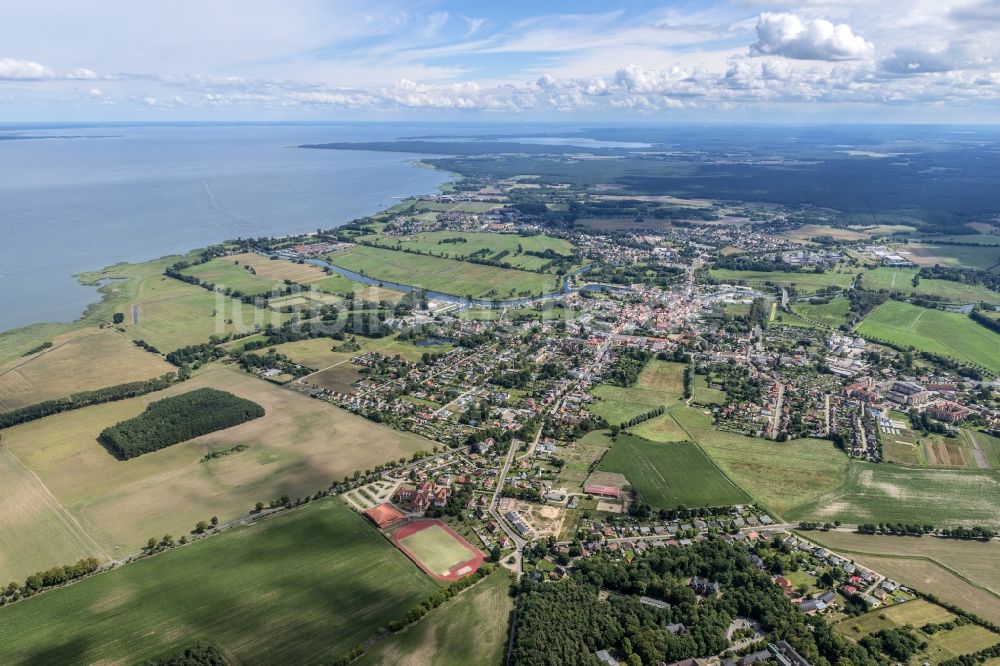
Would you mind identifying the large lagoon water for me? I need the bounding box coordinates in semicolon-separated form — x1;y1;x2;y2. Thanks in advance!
0;123;454;333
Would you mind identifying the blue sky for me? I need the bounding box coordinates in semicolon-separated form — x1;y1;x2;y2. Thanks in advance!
1;0;998;121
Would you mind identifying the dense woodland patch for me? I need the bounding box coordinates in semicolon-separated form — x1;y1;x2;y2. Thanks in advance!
99;388;264;459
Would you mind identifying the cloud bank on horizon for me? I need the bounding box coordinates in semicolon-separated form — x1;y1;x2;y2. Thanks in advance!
1;0;998;121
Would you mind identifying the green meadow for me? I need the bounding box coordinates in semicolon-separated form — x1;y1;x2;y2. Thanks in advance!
856;300;1000;373
326;245;558;299
0;501;438;666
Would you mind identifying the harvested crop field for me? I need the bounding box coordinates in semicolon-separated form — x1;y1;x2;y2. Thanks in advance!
0;367;434;581
789;463;1000;529
807;531;1000;600
0;328;173;412
225;252;332;284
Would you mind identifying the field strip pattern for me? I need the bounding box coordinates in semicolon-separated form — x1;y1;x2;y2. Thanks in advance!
809;541;1000;599
0;446;109;561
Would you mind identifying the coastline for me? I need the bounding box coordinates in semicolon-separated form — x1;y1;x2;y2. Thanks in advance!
0;157;459;362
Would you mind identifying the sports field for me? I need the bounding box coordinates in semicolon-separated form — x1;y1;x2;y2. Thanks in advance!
357;569;513;666
355;231;574;272
0;328;173;412
598;434;749;508
393;520;484;581
0;501;439;666
856;300;1000;373
587;360;686;426
0;367;433;581
326;245;558;298
788;463;1000;529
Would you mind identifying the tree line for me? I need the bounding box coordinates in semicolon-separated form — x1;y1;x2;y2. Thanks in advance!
99;388;265;459
1;557;100;605
0;373;179;429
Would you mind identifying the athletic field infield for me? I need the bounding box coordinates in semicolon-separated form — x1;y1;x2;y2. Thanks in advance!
391;519;484;581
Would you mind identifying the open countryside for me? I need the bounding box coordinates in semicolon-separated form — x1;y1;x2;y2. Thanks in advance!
0;501;439;665
0;367;433;580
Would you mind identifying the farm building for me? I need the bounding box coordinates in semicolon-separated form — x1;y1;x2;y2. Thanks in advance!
584;484;621;498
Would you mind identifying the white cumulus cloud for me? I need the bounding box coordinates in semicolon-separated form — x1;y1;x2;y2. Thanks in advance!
751;12;874;61
0;57;55;79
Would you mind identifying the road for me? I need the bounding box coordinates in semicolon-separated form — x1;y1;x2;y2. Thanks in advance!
824;394;831;437
769;383;785;439
489;322;621;577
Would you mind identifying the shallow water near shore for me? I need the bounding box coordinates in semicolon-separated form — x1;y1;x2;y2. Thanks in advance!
0;123;453;332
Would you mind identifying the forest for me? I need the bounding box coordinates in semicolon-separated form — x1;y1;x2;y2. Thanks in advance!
99;388;265;459
512;538;878;666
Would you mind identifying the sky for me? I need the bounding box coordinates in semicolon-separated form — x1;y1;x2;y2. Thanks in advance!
1;0;998;122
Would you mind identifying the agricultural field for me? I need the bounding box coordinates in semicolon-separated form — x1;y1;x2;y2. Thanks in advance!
125;283;285;353
833;598;1000;662
906;242;1000;271
783;224;916;243
790;297;852;329
0;327;173;412
881;420;994;469
277;334;455;373
0;367;434;581
355;230;574;272
691;374;727;406
326;245;558;298
555;430;614;492
0;501;439;666
354;284;406;302
629;412;690;442
789;463;1000;529
357;569;513;666
411;200;503;213
806;531;1000;599
862;556;1000;627
597;434;750;508
861;267;1000;303
587;360;687;426
709;268;855;294
689;426;850;518
224;252;332;284
0;448;101;584
923;234;1000;246
856;301;1000;374
179;257;286;296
